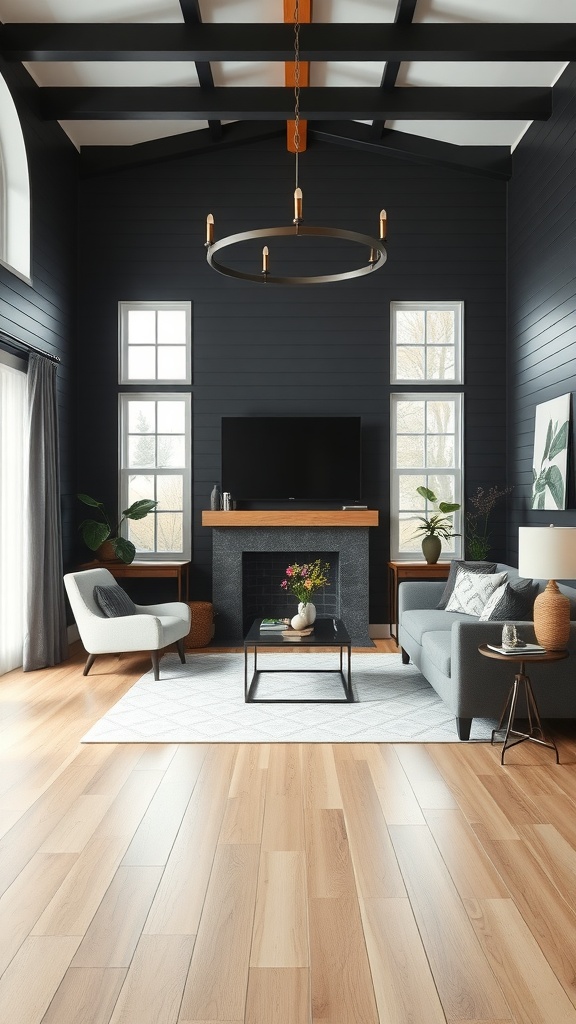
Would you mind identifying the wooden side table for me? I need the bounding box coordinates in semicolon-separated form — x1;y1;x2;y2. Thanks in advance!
478;644;568;764
388;560;451;643
77;559;190;601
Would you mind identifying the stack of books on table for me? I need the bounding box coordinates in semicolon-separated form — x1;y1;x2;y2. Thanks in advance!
487;642;547;655
281;626;314;642
259;618;290;631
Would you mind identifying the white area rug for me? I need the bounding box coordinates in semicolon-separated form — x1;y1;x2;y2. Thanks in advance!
82;652;496;743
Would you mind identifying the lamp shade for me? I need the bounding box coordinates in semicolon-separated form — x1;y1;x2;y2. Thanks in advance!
518;527;576;581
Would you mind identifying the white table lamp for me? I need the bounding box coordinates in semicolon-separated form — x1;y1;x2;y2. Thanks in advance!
518;526;576;649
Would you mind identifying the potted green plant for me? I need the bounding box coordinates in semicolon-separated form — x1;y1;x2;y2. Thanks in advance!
77;493;158;564
412;486;460;564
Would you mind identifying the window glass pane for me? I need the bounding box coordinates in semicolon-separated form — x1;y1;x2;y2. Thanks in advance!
399;513;422;552
158;347;187;380
396;310;425;344
157;435;185;468
399;475;426;510
157;401;186;433
157;512;183;552
129;435;156;467
157;475;183;510
128;402;155;433
396;347;424;380
397;435;424;468
128;347;155;379
427;435;455;468
426;309;454;344
157;310;186;345
128;474;155;506
129;516;155;552
128;310;156;345
428;475;456;504
396;401;425;433
427;346;455;380
427;401;455;434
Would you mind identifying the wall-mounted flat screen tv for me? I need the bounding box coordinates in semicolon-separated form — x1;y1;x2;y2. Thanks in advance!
221;416;362;502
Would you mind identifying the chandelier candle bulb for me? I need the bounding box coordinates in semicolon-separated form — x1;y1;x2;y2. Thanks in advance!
294;187;303;223
206;213;214;245
380;209;387;240
262;246;269;274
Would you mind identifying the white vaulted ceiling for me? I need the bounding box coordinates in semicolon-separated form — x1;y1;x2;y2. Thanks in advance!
0;0;572;169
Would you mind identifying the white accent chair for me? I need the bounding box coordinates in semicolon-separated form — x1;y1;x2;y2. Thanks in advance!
64;567;191;680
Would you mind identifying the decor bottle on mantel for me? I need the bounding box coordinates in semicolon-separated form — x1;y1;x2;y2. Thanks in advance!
210;484;222;511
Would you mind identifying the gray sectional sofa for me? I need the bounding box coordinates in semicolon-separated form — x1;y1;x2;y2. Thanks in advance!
398;562;576;739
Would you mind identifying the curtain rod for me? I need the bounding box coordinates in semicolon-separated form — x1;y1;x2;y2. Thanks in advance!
0;329;61;364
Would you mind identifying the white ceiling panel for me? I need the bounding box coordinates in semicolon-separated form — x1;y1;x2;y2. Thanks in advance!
0;0;183;22
60;120;206;148
384;118;531;148
24;61;200;88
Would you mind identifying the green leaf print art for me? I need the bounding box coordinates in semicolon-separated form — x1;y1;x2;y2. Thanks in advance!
531;395;570;510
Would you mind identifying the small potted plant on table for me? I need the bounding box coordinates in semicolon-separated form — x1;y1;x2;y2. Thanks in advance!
412;486;460;564
77;493;158;565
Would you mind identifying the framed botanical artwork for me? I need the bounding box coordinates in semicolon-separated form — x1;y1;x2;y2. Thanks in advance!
532;394;571;509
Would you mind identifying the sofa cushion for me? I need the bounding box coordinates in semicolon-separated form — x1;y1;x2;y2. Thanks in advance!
479;577;539;621
437;560;498;609
445;569;508;617
93;584;137;618
401;608;477;645
422;631;452;677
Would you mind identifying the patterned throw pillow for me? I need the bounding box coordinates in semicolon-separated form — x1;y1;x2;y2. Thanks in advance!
479;577;539;621
445;569;508;617
93;584;137;617
437;560;497;609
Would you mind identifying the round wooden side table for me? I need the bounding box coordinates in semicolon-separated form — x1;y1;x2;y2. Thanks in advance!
478;644;568;764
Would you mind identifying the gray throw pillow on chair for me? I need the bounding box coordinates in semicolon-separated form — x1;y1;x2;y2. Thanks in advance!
93;584;137;617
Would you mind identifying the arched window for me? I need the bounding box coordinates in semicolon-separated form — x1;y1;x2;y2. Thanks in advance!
0;73;31;281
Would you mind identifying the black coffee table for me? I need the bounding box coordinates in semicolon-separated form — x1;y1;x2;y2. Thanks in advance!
243;617;353;703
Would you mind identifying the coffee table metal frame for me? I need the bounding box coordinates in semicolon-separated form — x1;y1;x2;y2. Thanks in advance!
478;644;568;764
243;617;353;703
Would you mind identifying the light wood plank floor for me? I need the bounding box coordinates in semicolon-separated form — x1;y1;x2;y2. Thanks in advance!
2;640;576;1024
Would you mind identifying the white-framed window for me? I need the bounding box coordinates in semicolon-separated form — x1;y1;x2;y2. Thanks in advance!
391;301;463;384
119;394;191;560
0;75;31;281
390;393;463;561
119;301;192;384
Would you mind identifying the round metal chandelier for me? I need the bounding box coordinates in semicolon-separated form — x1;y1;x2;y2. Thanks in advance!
204;2;387;286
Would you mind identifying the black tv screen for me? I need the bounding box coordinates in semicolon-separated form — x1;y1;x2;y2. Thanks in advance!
221;417;362;502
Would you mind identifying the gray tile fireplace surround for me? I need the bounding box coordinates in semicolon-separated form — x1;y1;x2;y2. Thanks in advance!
211;525;372;645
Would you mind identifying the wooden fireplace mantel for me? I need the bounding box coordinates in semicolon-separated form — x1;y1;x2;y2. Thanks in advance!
202;509;378;527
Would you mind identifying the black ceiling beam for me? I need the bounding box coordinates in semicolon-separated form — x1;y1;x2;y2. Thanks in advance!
379;0;418;91
36;86;552;121
2;23;576;61
373;0;418;139
77;119;511;182
309;121;512;180
177;0;221;143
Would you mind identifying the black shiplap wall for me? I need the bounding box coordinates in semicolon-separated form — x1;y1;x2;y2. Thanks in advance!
507;63;576;565
78;136;507;623
0;61;79;567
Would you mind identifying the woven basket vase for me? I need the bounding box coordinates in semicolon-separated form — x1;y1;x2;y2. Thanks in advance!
184;601;214;650
533;581;570;651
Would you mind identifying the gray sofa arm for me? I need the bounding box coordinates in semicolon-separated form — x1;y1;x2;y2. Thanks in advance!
452;619;538;667
399;580;446;614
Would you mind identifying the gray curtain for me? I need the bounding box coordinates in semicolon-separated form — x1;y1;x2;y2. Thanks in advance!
23;355;68;670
